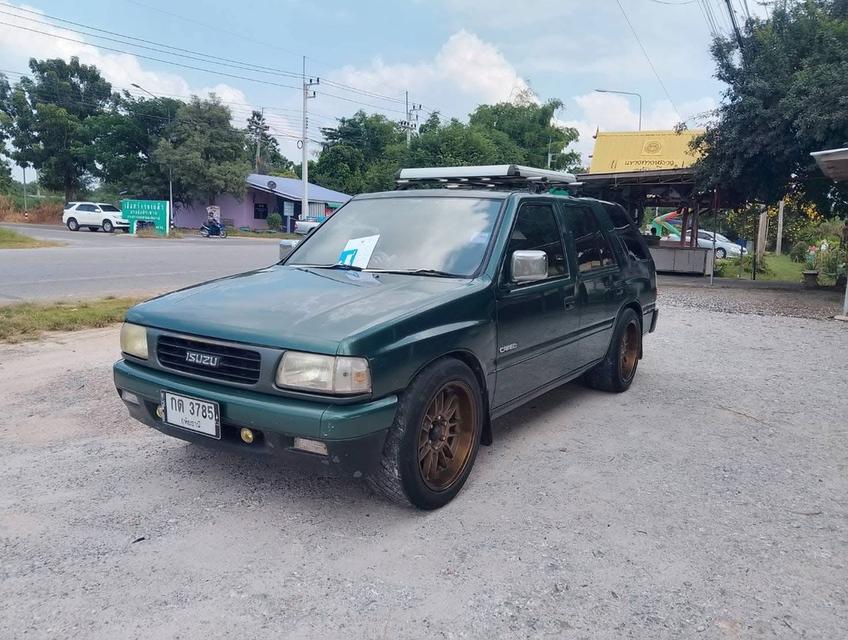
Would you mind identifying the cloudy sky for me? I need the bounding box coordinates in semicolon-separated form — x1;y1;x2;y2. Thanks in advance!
0;0;767;174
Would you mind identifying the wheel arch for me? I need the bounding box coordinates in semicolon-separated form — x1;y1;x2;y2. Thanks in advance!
408;349;493;447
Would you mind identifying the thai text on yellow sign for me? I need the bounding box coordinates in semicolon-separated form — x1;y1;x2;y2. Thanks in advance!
588;130;704;174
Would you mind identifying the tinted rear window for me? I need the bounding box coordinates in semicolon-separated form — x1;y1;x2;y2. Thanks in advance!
603;203;651;262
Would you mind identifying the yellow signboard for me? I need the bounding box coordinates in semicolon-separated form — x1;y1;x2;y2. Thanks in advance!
588;129;704;174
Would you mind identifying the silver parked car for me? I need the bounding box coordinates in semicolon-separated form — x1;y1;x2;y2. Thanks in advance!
662;230;747;259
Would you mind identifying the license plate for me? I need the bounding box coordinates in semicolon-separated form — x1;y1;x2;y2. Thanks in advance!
161;391;220;439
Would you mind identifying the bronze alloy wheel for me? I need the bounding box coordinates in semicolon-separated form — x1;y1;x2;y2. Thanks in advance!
619;321;640;381
418;381;477;491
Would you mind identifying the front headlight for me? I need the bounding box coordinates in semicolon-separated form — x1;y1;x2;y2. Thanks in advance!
275;351;371;394
120;322;148;359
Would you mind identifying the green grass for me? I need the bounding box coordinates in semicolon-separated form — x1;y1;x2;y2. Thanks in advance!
0;297;143;342
0;227;60;249
716;252;806;282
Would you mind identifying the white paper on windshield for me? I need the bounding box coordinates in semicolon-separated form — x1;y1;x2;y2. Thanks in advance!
338;235;380;268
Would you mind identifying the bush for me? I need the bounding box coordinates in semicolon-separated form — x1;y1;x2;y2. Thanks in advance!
789;240;808;262
266;212;282;231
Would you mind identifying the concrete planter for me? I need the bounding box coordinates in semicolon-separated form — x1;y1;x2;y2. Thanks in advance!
802;270;819;288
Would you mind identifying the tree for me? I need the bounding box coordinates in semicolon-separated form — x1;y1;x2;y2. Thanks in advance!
154;95;250;205
468;98;580;170
0;73;12;191
246;109;295;175
6;57;113;201
88;92;182;200
693;1;848;215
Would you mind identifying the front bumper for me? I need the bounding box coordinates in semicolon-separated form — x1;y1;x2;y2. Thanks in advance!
113;359;397;475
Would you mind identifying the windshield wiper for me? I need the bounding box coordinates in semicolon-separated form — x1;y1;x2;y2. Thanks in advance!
372;268;463;278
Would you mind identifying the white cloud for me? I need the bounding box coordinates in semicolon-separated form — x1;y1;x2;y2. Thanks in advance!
328;29;530;118
560;92;717;166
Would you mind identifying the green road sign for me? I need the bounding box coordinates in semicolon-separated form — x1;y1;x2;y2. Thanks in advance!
121;199;170;235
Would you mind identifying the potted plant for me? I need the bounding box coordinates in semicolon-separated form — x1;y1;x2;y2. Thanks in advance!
802;247;819;288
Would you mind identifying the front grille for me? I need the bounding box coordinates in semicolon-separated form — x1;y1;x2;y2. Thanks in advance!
157;335;261;384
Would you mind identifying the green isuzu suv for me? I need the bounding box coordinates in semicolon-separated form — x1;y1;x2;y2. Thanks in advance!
114;165;657;509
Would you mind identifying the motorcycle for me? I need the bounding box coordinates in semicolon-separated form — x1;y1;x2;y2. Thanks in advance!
200;219;228;238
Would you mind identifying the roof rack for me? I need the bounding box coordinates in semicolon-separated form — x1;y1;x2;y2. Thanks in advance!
395;164;578;192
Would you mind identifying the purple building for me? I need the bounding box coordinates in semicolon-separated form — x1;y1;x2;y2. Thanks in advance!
174;174;351;231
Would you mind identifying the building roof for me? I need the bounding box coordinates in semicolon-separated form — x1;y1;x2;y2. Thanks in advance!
588;129;704;174
246;174;351;204
811;148;848;182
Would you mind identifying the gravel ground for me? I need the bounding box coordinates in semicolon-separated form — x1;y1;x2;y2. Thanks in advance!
1;298;847;639
659;283;844;320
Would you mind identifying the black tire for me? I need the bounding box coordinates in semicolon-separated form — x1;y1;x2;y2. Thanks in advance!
200;228;210;237
66;217;79;231
367;358;483;510
715;247;727;259
219;229;227;238
102;219;114;233
584;308;642;393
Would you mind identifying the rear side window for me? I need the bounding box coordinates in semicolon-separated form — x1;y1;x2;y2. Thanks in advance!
566;207;616;273
506;204;567;279
76;204;97;212
100;204;120;212
603;202;651;262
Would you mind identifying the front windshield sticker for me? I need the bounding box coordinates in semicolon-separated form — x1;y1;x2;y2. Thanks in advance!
469;231;490;244
338;235;380;268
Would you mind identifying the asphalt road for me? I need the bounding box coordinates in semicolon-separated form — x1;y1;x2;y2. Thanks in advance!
0;223;282;302
2;299;846;639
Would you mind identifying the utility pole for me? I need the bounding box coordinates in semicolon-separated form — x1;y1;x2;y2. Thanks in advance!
724;0;745;50
775;199;785;254
254;107;264;173
301;56;319;225
403;92;423;148
22;166;28;215
132;82;173;228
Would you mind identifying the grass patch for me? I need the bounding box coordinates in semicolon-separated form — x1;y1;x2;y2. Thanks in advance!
716;252;806;282
0;227;60;249
0;296;142;342
135;228;184;239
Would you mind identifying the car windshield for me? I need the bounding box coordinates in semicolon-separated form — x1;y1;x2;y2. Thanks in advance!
99;204;121;212
287;196;503;277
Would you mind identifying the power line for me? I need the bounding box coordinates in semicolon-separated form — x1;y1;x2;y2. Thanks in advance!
614;0;681;119
0;3;432;116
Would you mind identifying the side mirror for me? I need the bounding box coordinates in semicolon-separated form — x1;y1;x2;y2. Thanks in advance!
511;250;548;283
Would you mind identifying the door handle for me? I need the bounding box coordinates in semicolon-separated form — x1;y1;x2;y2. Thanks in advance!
564;299;576;311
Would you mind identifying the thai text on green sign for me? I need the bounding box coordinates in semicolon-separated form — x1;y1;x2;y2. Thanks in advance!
121;199;170;235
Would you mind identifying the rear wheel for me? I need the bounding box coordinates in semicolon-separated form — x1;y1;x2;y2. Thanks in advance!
367;358;483;509
66;217;79;231
584;308;642;393
102;219;114;233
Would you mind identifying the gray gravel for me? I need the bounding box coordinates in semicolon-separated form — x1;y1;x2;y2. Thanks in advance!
1;305;847;639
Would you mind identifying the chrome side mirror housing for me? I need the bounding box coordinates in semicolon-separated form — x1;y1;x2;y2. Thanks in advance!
511;250;548;283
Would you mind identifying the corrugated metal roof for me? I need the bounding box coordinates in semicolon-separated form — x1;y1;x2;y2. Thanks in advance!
588;130;704;174
246;174;351;203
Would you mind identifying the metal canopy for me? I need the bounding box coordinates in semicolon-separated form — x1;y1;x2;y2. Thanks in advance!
811;148;848;182
396;164;577;191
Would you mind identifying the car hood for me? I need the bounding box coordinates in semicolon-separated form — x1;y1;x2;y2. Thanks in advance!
127;265;483;353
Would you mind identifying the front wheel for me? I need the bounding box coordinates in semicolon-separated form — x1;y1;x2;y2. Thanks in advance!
102;219;114;233
367;359;483;509
715;247;727;259
584;308;642;393
219;228;227;238
200;227;210;237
